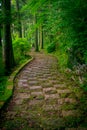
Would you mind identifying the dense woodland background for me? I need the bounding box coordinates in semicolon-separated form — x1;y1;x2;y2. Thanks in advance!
0;0;87;94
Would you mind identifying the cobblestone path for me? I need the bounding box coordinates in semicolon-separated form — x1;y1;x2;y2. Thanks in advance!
0;53;86;130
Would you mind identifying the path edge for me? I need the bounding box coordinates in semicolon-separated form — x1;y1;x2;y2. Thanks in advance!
0;57;34;110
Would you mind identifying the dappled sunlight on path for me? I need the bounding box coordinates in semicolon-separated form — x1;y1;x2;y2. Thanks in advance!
0;52;86;130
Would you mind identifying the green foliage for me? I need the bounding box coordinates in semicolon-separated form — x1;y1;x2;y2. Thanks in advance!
13;38;31;64
64;116;82;127
47;43;56;53
83;51;87;64
36;0;87;69
11;0;87;68
80;83;87;92
57;0;87;66
0;45;7;97
0;47;5;75
55;51;68;71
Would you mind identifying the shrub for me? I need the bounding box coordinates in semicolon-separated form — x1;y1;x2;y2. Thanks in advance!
47;43;56;53
0;47;5;75
13;38;31;64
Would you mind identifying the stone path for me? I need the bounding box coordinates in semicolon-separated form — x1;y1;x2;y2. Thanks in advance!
0;53;87;130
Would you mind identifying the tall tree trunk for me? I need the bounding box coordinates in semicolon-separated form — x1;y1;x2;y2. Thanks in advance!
16;0;22;37
35;15;39;52
0;24;1;46
0;2;2;46
35;27;39;52
41;25;44;49
2;0;15;74
38;26;40;46
22;21;25;38
39;25;44;49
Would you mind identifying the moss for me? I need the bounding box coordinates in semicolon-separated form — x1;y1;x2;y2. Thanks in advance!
36;95;44;100
64;91;76;99
61;103;77;110
30;95;36;100
0;89;12;101
45;99;57;105
18;89;29;93
60;93;69;98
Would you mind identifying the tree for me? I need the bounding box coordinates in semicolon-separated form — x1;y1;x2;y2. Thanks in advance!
39;25;44;49
2;0;15;74
35;14;39;52
41;25;44;49
15;0;22;37
0;1;2;46
0;25;1;46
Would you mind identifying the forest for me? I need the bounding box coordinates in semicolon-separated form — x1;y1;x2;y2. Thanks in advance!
0;0;87;129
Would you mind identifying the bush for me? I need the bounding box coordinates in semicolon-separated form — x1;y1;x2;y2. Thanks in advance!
55;50;68;71
47;43;56;53
13;38;31;64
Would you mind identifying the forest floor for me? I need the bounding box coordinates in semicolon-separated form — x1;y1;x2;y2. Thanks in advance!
0;52;87;130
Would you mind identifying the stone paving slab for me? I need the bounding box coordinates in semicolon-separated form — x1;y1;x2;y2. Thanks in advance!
29;99;44;106
15;93;30;99
58;98;76;105
28;80;39;85
43;87;56;92
29;85;42;90
43;104;61;111
57;89;71;94
45;94;59;100
62;110;80;117
30;92;43;97
54;84;67;89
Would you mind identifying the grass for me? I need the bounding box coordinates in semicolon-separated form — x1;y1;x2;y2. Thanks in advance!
0;77;7;95
61;103;77;110
64;116;83;127
0;46;7;96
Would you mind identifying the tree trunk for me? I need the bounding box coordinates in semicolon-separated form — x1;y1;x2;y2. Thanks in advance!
16;0;22;37
22;21;25;38
35;15;39;52
41;25;44;49
39;25;44;49
0;24;1;46
0;2;2;46
35;27;39;52
2;0;15;74
38;26;40;46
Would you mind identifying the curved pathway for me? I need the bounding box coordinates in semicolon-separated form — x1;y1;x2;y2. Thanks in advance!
0;53;86;130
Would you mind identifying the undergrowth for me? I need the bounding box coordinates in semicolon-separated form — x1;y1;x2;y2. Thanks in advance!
0;38;31;97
